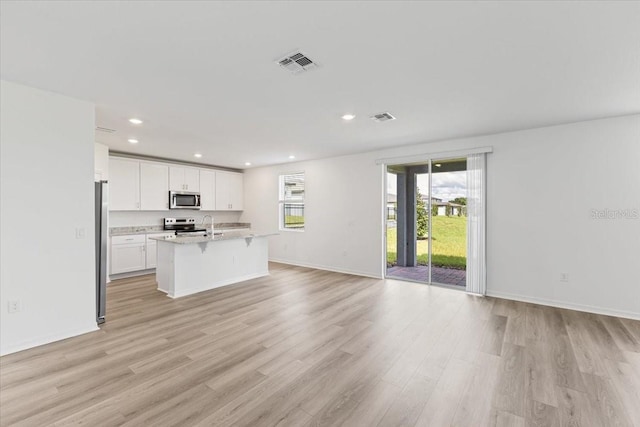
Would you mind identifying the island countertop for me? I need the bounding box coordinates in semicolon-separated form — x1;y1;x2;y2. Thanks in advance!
149;230;278;245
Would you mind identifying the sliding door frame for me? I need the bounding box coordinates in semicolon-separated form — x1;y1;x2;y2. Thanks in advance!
380;146;492;288
427;161;433;285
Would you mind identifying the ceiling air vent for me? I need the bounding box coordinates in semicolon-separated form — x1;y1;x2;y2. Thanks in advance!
96;126;116;134
276;51;319;74
370;112;396;123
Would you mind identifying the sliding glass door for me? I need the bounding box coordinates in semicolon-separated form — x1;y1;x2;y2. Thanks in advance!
386;158;468;288
429;158;467;287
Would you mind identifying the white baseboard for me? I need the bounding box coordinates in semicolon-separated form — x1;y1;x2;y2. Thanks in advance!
486;290;640;321
109;268;155;281
268;261;638;320
169;271;270;298
269;258;383;280
0;323;100;356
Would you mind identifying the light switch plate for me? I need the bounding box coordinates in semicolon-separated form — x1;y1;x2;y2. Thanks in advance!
8;300;21;313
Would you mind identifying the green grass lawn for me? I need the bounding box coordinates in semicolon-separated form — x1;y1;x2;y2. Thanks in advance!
284;215;304;228
387;216;467;269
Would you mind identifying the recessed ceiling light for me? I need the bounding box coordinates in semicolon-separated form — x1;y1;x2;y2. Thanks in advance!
244;162;252;166
194;153;202;158
288;155;295;160
128;139;139;144
435;163;441;167
341;114;356;121
129;118;143;124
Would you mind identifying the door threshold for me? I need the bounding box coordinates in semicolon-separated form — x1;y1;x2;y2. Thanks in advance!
385;274;465;291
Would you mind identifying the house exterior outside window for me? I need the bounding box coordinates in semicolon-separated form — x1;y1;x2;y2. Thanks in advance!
279;172;305;230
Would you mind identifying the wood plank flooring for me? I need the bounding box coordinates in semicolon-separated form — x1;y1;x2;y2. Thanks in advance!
1;263;639;426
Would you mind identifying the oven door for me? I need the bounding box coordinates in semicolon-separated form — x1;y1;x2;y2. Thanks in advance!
169;191;201;209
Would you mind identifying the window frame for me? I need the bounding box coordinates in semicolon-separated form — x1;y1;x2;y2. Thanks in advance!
278;172;305;232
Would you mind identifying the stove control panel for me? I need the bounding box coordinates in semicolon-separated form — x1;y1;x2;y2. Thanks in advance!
164;218;196;225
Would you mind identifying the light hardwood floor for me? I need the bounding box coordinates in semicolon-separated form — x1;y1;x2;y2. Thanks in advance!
1;263;639;426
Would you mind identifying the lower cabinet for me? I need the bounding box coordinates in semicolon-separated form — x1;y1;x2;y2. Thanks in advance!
111;233;174;275
111;235;146;274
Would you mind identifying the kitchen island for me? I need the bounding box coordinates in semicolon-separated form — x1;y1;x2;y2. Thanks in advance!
150;230;277;298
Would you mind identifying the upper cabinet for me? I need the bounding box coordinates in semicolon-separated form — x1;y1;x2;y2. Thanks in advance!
216;171;243;211
169;167;200;192
109;158;140;210
140;163;169;210
109;156;242;212
185;169;200;192
200;170;216;211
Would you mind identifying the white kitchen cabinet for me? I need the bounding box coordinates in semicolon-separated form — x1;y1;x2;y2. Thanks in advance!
169;167;183;191
169;166;200;192
228;173;244;210
184;168;199;191
111;238;146;274
140;163;169;210
199;170;216;210
110;156;242;212
215;171;243;211
109;158;140;210
111;243;146;274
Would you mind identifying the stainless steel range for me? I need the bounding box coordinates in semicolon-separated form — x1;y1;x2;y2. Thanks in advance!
164;217;207;236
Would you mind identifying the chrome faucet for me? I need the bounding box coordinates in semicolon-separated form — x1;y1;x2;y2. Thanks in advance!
202;215;214;236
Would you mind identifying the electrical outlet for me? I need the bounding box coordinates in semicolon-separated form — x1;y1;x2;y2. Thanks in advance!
76;227;86;239
8;300;21;313
560;273;569;283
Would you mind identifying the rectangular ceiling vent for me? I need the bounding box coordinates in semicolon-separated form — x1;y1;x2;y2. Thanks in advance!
370;112;396;122
96;126;116;134
276;51;319;74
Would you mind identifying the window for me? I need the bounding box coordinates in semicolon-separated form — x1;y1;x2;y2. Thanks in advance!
279;172;305;230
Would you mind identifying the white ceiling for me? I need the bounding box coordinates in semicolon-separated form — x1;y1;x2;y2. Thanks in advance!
2;1;639;169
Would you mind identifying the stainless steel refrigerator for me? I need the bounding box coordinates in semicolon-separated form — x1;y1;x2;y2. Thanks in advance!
95;180;108;324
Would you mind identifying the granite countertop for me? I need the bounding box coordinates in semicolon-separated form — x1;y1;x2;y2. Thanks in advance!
149;230;278;244
110;223;251;236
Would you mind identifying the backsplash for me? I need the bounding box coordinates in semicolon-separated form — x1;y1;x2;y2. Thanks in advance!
109;210;242;227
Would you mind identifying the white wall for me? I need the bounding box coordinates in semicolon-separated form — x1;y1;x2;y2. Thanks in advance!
242;155;385;278
242;115;640;319
1;81;98;355
94;142;109;181
109;210;242;227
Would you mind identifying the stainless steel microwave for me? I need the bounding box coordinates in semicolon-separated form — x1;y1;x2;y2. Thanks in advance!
169;191;201;210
